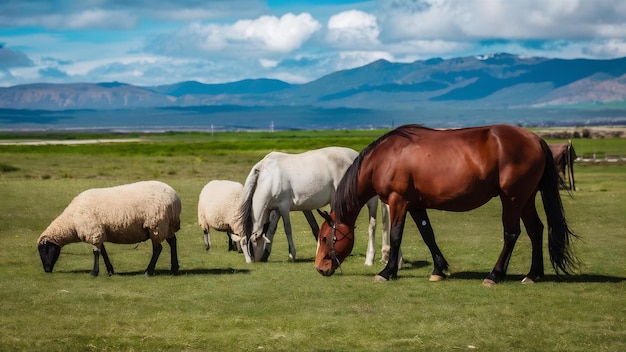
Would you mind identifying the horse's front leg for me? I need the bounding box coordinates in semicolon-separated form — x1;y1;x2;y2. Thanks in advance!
260;209;280;261
380;203;401;267
375;201;407;281
364;196;378;266
409;209;448;281
280;210;297;261
302;210;320;240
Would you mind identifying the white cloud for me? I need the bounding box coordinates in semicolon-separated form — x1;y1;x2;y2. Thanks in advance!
335;51;394;71
387;39;471;57
326;10;380;48
0;0;265;29
154;13;321;56
1;10;137;30
259;59;278;68
377;0;626;41
230;13;321;52
63;10;137;30
584;39;626;58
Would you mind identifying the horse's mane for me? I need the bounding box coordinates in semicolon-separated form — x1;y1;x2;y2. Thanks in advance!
333;124;426;222
239;163;262;239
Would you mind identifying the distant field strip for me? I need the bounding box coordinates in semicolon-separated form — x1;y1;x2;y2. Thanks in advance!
0;138;144;145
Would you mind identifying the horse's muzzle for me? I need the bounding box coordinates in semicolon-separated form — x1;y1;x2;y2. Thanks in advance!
316;267;336;277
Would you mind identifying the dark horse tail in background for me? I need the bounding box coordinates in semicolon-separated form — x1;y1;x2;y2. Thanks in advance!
315;124;578;286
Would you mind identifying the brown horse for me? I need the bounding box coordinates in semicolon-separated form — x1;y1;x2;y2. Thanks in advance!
316;124;578;286
549;141;576;191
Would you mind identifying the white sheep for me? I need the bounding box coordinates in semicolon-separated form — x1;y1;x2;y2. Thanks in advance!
37;180;182;277
198;180;245;252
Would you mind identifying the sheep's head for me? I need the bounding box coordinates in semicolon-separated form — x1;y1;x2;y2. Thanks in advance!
38;240;61;273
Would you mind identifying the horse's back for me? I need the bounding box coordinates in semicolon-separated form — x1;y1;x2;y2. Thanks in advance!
365;124;546;211
256;147;358;210
268;146;356;182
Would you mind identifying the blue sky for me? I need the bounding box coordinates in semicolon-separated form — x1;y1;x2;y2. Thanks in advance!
1;0;625;87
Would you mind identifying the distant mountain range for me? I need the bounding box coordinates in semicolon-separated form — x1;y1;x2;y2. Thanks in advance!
1;53;626;111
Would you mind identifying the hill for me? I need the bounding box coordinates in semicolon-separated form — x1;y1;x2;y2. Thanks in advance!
1;53;625;111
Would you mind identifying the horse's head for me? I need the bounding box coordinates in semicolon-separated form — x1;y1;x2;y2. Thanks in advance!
315;210;354;276
38;240;61;273
233;233;270;263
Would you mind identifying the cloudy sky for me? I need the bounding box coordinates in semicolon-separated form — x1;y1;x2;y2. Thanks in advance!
1;0;625;87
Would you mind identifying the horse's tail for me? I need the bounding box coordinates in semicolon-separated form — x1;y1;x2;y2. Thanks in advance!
567;141;576;191
538;139;579;275
239;161;262;240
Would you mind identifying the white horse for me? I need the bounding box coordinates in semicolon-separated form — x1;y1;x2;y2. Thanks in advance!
239;146;390;264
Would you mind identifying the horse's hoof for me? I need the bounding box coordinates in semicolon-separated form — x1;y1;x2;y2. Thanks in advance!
521;277;535;284
429;274;445;282
482;278;497;287
373;275;389;282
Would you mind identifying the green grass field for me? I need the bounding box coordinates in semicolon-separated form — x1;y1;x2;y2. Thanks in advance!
0;130;625;351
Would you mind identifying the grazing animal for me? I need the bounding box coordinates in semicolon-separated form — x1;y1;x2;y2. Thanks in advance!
239;146;388;264
198;180;245;252
316;124;578;286
37;180;182;277
549;141;576;191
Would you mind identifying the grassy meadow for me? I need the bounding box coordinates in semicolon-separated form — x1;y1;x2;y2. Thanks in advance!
0;129;625;351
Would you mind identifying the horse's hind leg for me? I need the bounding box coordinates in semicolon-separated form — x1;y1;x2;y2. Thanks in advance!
260;209;280;261
521;201;544;284
302;210;319;240
484;202;522;286
409;209;448;281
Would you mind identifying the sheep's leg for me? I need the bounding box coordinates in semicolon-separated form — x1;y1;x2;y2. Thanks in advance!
203;228;211;251
167;236;180;275
91;249;100;277
145;243;163;276
100;244;115;276
226;231;238;251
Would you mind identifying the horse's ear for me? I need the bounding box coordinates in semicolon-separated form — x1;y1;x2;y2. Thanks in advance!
317;209;332;223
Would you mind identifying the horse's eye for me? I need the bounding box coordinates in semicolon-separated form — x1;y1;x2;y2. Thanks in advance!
321;236;327;243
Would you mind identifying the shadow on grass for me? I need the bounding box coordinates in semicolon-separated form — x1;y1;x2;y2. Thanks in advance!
177;268;251;275
399;260;431;270
450;271;625;283
58;268;251;276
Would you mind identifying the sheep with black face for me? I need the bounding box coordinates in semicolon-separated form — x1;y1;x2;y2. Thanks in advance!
37;180;181;276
